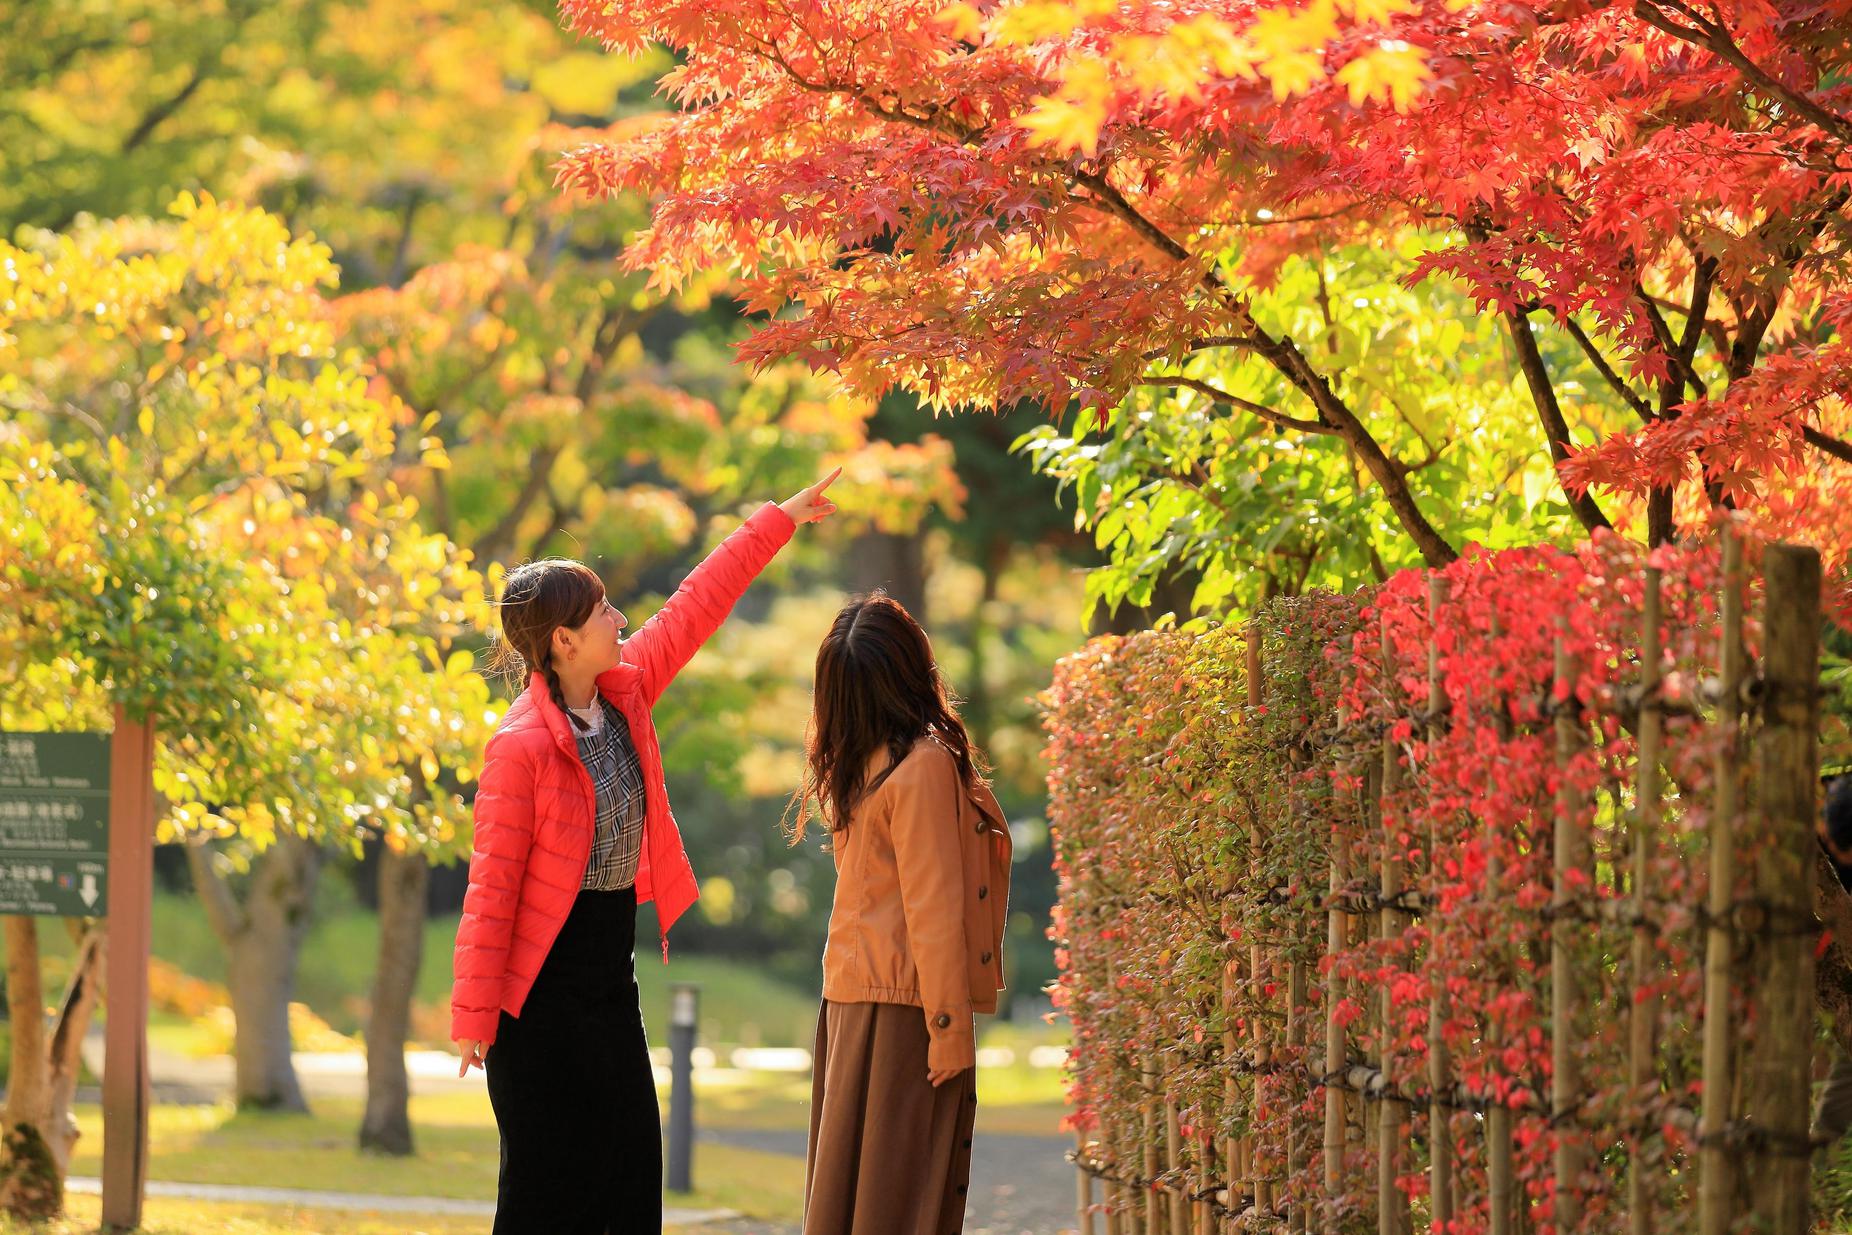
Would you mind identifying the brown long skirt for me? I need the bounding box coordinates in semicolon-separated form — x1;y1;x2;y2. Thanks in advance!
802;1000;977;1235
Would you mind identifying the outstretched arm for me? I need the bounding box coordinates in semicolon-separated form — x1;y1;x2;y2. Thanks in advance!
619;468;840;705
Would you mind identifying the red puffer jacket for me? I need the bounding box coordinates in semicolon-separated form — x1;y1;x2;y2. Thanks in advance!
450;502;796;1044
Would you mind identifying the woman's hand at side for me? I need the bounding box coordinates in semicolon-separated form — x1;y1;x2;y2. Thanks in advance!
928;1065;969;1089
456;1038;486;1077
779;467;842;525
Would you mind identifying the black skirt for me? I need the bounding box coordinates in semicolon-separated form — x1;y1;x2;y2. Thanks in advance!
485;886;661;1235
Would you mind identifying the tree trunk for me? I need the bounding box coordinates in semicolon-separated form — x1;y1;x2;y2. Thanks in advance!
45;923;103;1174
4;918;49;1127
847;528;929;622
225;834;322;1111
0;916;59;1220
360;846;428;1156
963;537;1009;752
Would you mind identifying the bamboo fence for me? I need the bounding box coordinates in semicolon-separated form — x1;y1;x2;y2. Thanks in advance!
1055;533;1824;1235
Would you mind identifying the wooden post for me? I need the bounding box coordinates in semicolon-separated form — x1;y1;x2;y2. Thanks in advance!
1425;577;1454;1232
1629;568;1663;1235
1551;630;1587;1230
1697;528;1744;1235
1079;1127;1097;1235
102;705;154;1231
1746;543;1820;1229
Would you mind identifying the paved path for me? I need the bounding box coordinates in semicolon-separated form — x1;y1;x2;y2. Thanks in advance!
698;1124;1080;1235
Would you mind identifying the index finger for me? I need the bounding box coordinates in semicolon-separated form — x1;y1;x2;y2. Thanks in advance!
811;466;843;496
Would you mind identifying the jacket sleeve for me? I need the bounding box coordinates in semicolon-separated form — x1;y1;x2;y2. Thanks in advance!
887;745;976;1072
620;502;797;706
451;736;536;1045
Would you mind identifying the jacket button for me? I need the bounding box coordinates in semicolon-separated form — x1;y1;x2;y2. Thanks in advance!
934;1013;951;1029
981;951;993;965
974;821;986;835
977;886;988;900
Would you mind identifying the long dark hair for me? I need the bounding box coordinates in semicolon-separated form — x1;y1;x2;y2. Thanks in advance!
785;591;986;844
487;558;605;731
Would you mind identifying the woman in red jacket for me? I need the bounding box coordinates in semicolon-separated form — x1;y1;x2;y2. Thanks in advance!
452;471;838;1234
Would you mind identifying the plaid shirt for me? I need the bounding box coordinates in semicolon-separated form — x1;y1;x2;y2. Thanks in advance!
572;699;647;891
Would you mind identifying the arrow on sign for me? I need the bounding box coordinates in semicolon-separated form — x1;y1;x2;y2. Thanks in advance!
80;873;98;908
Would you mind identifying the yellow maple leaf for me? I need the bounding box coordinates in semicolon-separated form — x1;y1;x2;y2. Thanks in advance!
1020;57;1113;157
1335;0;1422;26
1333;42;1433;111
1248;0;1341;100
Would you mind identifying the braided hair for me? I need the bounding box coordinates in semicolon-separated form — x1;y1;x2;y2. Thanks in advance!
489;558;606;731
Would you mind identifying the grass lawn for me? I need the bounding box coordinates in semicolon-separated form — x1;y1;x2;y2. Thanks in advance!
65;1093;806;1224
134;888;828;1048
667;1062;1067;1137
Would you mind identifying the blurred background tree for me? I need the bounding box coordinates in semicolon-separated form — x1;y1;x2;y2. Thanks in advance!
0;0;1095;1190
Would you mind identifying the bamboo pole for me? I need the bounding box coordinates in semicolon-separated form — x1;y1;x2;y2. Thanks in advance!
1166;1091;1188;1235
1425;577;1454;1231
1488;1107;1514;1235
1196;1134;1211;1235
1486;613;1514;1235
1380;621;1405;1235
1288;954;1308;1235
1079;1127;1097;1235
1746;543;1821;1229
1221;903;1242;1229
1697;528;1743;1235
1106;956;1125;1235
1247;621;1270;1224
1628;568;1663;1235
1325;788;1352;1235
1145;1056;1161;1235
1551;629;1587;1230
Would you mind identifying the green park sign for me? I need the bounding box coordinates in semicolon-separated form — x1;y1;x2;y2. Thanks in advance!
0;731;110;916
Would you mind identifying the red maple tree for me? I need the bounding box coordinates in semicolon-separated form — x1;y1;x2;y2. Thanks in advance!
553;0;1851;572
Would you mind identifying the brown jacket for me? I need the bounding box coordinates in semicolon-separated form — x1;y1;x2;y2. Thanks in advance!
820;736;1013;1071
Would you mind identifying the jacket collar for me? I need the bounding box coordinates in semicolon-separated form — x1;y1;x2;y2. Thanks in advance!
524;664;646;752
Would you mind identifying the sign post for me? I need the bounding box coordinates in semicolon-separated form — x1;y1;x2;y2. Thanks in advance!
0;719;151;1227
103;708;153;1230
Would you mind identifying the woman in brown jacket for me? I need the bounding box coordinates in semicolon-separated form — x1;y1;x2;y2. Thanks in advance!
787;592;1013;1235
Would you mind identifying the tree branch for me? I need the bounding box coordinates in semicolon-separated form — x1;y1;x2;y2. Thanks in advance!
1139;336;1259;361
1075;170;1459;566
757;41;1459;564
1561;317;1656;422
1804;426;1852;465
121;65;207;154
1139;375;1336;435
1502;311;1613;533
1631;0;1852;147
183;838;248;946
475;444;561;567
